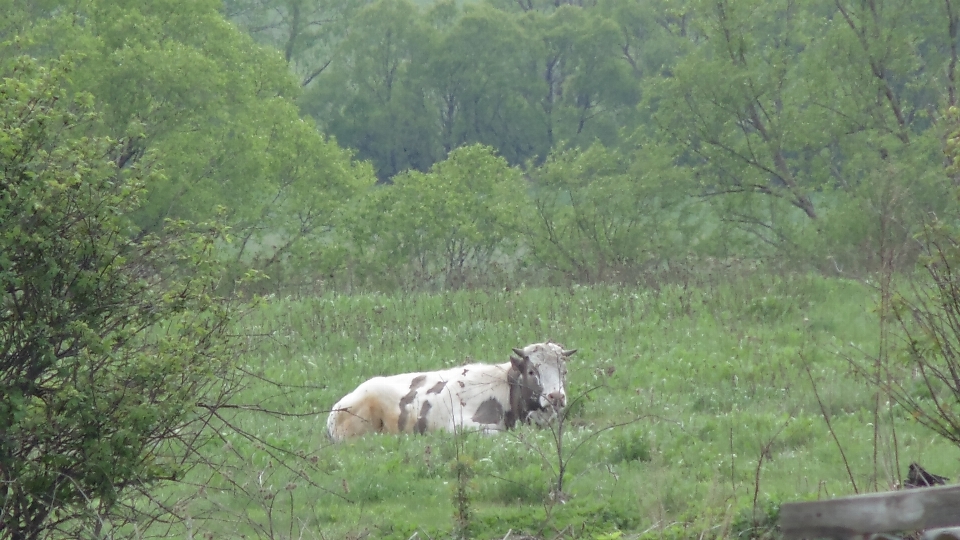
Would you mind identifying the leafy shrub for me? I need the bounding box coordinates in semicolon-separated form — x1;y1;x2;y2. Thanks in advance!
730;500;782;540
0;56;247;539
609;427;652;463
350;144;526;290
486;464;549;504
636;522;699;540
526;143;696;285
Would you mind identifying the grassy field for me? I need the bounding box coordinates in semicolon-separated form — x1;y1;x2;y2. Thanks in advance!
174;271;958;540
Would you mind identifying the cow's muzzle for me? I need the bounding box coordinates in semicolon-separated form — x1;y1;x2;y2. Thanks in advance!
544;391;566;410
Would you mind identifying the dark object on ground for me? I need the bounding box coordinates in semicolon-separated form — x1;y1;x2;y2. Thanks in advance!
906;462;950;488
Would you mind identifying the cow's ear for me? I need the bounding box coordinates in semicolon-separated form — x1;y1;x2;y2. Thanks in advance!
510;355;524;370
562;349;577;357
512;347;527;358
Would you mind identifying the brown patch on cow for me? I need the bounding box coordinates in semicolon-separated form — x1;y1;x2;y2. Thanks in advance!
396;375;428;432
472;398;504;425
462;368;469;376
414;401;432;434
506;355;544;429
426;381;446;394
457;381;465;388
399;389;417;410
397;390;416;431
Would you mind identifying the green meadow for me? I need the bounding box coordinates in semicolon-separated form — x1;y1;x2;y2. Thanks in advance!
171;270;958;540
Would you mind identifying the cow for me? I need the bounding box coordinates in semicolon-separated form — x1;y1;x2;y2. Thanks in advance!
325;342;576;441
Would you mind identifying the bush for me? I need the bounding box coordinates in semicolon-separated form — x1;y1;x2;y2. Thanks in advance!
351;144;527;290
883;107;960;450
730;500;781;540
0;56;247;539
609;427;652;463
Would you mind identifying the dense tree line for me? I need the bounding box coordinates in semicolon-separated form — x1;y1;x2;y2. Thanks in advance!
230;0;650;180
10;0;959;295
8;0;959;291
227;0;960;284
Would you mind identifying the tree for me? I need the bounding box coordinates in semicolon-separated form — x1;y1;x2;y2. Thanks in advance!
652;0;825;221
880;106;960;451
647;0;956;268
0;57;246;539
299;0;651;179
351;145;526;288
526;142;695;282
223;0;368;88
6;0;372;289
300;0;438;181
419;4;547;164
521;5;640;152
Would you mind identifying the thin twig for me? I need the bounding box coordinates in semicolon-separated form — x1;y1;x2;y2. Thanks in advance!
801;354;859;494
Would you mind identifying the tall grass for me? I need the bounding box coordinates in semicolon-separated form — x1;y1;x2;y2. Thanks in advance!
166;271;958;539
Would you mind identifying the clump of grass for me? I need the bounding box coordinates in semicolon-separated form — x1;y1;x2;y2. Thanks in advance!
486;464;549;504
730;500;781;540
609;427;652;463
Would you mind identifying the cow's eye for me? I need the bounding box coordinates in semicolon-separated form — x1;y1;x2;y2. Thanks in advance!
528;370;535;376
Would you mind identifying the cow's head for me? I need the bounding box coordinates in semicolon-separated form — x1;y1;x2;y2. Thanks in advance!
508;354;544;419
512;342;576;424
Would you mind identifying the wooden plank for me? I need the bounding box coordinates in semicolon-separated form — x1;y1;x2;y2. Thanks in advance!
780;485;960;540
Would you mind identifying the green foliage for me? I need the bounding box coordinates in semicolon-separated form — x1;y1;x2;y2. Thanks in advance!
948;105;960;178
525;4;641;148
649;0;828;229
643;0;956;269
609;427;652;463
352;145;526;288
300;0;439;181
297;0;652;178
227;0;960;282
6;0;373;291
730;500;781;540
527;143;698;283
880;105;960;450
225;0;367;87
427;4;546;163
0;56;247;539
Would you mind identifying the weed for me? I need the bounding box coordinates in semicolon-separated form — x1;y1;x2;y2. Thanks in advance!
609;428;652;463
452;429;475;539
730;500;781;540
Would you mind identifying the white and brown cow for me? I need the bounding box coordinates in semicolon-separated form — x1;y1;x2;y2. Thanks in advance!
326;342;576;441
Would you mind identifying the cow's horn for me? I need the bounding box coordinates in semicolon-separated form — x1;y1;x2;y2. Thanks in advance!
513;347;527;358
562;348;577;357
